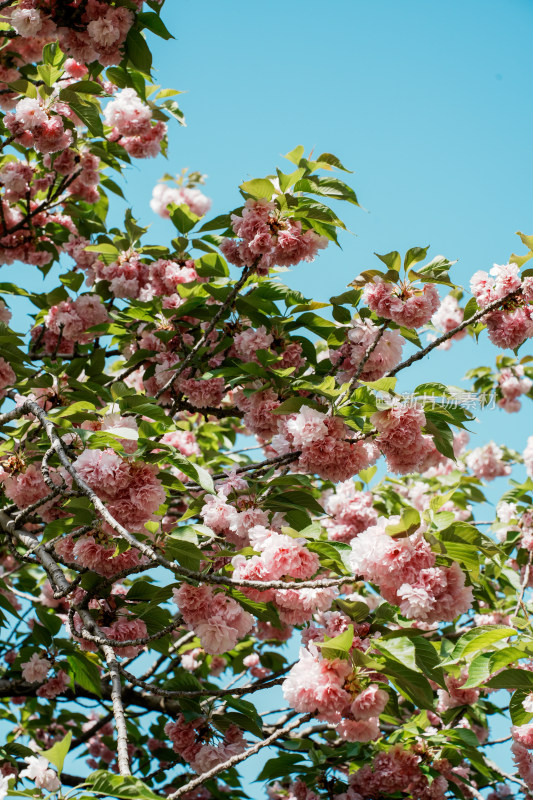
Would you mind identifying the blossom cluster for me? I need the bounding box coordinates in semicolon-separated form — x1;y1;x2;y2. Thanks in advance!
348;517;473;623
220;199;328;275
470;263;533;348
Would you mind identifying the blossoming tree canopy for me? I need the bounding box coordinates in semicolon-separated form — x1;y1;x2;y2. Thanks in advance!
2;5;533;800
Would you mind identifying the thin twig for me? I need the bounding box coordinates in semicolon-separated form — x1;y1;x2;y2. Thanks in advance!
386;287;523;377
155;265;254;399
166;713;312;799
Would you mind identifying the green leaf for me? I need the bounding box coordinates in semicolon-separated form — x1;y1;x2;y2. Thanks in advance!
442;626;516;665
67;652;102;697
240;178;276;200
381;658;434;709
39;731;72;775
284;145;305;166
257;754;305;781
125;28;153;74
404;246;429;270
460;653;493;688
62;97;104;136
314;152;353;172
169;203;199;234
42;42;65;67
87;771;161;800
486;668;533;690
137;11;174;39
165;539;203;571
385;508;421;537
375;251;401;272
195;253;229;278
336;599;370;623
316;625;354;660
510;688;533;725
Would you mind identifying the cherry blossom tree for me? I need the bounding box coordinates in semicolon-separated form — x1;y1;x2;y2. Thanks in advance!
1;4;533;800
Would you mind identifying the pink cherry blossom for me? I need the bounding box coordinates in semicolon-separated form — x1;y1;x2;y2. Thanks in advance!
21;653;50;683
172;583;253;654
20;756;60;792
330;318;404;382
324;482;378;543
363;279;440;328
465;442;511;480
282;647;352;723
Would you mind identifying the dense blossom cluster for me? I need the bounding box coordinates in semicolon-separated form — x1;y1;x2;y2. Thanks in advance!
430;293;466;349
363;278;440;327
329;317;403;382
151;178;212;218
220;199;328;275
3;0;141;67
496;365;532;412
165;715;246;774
273;406;379;482
104;89;167;159
470;263;533;348
173;582;254;654
348;518;473;623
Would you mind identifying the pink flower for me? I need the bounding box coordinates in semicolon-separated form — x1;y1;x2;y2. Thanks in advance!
363;279;440;328
512;742;533;790
436;670;480;712
512;723;533;749
286;406;328;447
372;402;435;474
233;326;274;362
178;375;225;409
20;757;60;792
68;533;146;578
485;307;533;349
465;442;511;480
13;97;47;129
430;294;467;349
150;182;212;218
73;448;130;501
274;586;336;625
101;617;148;658
350;684;389;720
0;356;15;397
21;653;50;683
330;318;404;382
172;583;253;654
283;647;352;723
200;492;238;534
524;436;533;478
104;88;152;136
497;365;532;412
336;717;380;742
256;530;319;580
324;482;378;543
36;670;69;699
470;263;522;307
221;199;328;275
160;429;200;458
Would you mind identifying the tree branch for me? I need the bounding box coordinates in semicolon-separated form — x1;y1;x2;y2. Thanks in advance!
155;265;255;399
166;713;312;799
386;287;523;377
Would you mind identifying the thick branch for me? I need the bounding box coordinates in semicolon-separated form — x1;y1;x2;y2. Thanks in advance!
102;644;131;776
